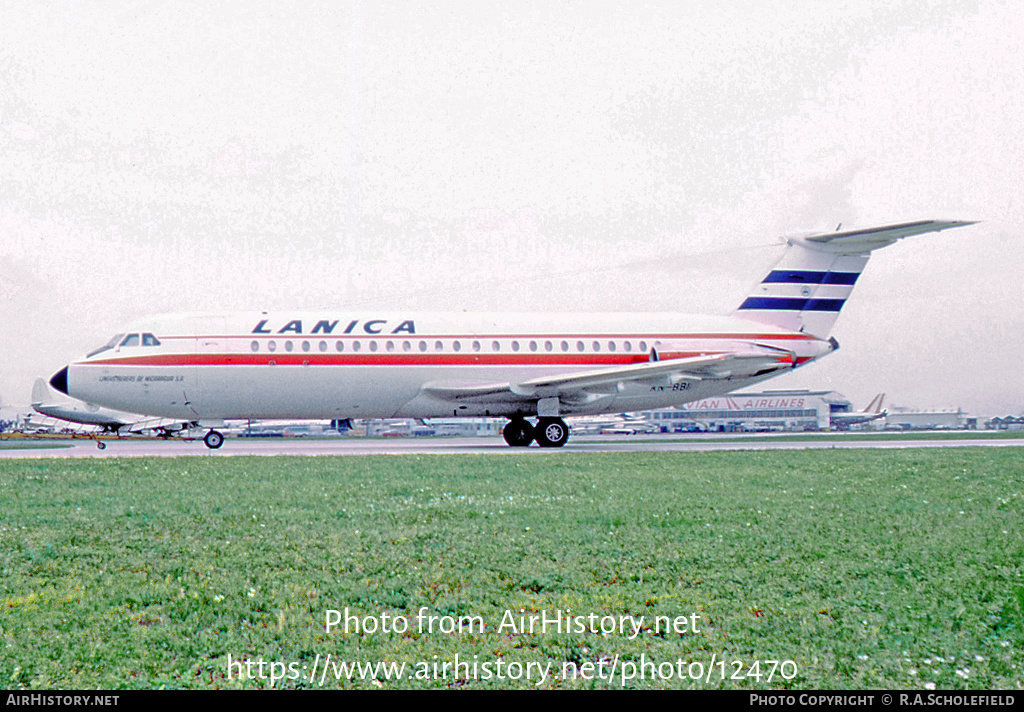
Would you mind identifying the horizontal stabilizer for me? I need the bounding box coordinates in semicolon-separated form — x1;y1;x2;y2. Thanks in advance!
799;220;977;254
735;219;976;337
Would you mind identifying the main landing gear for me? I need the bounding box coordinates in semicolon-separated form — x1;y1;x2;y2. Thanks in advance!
502;417;570;448
503;418;534;447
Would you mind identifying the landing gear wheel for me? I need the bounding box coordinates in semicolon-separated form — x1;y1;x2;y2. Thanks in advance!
204;430;224;449
535;418;570;448
503;418;535;447
96;441;106;450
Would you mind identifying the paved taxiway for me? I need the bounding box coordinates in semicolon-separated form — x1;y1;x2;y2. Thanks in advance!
3;433;1024;458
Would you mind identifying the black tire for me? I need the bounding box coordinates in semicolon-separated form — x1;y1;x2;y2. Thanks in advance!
97;441;106;450
535;418;569;448
204;430;224;449
503;419;535;447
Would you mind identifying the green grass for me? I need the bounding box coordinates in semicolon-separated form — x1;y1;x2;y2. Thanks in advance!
583;430;1024;443
1;450;1022;689
0;441;75;450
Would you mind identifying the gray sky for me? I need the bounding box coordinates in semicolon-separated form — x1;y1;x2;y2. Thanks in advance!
2;0;1022;415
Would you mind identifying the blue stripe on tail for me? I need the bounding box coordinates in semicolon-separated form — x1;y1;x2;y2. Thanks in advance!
761;270;860;285
738;297;847;312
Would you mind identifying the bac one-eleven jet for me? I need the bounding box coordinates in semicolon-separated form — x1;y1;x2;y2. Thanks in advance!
48;220;973;449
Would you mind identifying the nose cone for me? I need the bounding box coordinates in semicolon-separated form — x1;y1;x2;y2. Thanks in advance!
49;366;69;395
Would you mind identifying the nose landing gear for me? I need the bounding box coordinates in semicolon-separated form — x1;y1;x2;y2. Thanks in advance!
203;430;224;449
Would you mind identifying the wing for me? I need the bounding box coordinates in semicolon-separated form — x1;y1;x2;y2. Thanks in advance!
121;418;190;433
419;346;797;411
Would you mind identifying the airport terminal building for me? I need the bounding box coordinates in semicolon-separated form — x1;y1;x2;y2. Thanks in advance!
644;390;854;432
884;408;971;430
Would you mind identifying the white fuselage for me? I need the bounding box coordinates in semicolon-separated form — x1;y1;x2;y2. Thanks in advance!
60;311;831;422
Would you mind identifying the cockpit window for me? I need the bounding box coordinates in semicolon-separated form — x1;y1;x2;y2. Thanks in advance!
87;334;126;358
119;334;140;348
142;333;161;346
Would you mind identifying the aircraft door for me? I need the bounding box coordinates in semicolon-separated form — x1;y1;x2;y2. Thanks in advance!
191;315;227;418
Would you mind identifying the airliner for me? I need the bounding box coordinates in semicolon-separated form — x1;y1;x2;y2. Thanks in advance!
47;220;974;449
31;377;189;446
830;393;887;430
32;377;148;432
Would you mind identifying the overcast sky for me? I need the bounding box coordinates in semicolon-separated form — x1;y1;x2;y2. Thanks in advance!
2;0;1021;415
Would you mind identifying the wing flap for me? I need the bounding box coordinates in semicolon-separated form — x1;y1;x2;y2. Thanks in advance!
420;382;527;405
512;354;722;395
122;418;189;433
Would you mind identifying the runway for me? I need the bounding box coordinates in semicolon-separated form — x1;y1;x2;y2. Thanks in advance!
3;432;1024;458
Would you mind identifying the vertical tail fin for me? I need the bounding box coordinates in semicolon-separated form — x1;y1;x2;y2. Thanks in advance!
734;220;976;338
32;378;51;407
863;393;885;414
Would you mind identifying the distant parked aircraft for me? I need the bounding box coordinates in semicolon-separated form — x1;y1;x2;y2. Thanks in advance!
31;378;187;438
831;393;887;430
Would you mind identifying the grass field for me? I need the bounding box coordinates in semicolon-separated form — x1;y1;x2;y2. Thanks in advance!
0;441;74;450
2;449;1022;689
